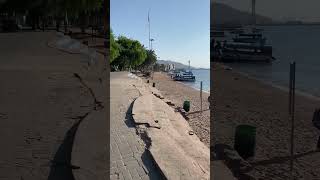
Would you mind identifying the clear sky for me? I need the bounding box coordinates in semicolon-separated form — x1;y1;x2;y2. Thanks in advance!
215;0;320;22
111;0;210;68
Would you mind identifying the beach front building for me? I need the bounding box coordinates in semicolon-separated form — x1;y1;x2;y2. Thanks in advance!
164;63;175;72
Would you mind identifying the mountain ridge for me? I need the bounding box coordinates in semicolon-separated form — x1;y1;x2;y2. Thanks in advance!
157;60;207;70
211;2;277;26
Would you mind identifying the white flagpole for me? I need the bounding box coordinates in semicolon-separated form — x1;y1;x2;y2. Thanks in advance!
148;9;151;50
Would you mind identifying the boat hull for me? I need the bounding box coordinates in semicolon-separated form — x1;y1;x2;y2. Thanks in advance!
212;50;274;63
173;76;196;82
173;78;196;82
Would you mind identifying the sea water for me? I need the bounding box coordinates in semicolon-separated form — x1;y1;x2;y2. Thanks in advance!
226;25;320;97
181;69;210;93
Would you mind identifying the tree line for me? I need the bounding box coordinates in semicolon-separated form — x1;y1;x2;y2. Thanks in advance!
110;29;157;72
0;0;105;33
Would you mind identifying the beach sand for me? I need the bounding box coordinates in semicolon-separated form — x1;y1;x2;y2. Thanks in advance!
143;72;210;147
212;62;320;179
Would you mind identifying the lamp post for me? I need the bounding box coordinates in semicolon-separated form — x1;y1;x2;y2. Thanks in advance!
150;38;154;50
150;38;155;79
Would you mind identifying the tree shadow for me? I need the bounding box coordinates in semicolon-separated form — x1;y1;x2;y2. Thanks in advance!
124;100;136;128
47;118;84;180
141;150;166;180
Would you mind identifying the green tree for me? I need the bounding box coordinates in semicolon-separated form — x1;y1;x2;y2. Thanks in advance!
110;29;120;63
48;0;103;32
138;49;157;71
0;0;103;32
112;36;147;70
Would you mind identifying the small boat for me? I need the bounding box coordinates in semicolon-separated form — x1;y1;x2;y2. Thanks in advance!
173;70;196;82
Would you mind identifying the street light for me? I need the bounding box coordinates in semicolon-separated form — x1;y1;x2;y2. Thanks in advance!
150;38;155;50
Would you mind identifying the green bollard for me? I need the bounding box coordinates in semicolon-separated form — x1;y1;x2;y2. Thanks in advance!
234;125;256;159
183;100;190;112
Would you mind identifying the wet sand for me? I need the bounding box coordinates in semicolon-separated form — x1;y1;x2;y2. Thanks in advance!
143;72;210;147
212;62;320;179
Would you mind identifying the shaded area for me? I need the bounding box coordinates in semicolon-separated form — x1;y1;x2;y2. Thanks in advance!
174;107;190;120
213;144;233;161
48;113;88;180
124;99;136;128
141;150;167;180
249;150;319;168
125;99;166;180
187;108;210;115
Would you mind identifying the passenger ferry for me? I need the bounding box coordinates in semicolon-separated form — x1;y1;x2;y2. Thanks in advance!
171;61;196;82
212;31;275;63
172;71;196;82
232;33;266;45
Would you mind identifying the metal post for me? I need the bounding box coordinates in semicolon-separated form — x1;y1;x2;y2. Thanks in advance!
200;81;203;113
252;0;256;25
150;38;154;50
148;10;151;50
289;62;296;179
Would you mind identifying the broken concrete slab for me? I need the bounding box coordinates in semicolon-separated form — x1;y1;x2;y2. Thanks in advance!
71;111;107;180
132;94;210;179
132;95;162;129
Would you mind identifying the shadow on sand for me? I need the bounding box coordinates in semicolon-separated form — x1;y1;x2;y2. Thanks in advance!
250;150;319;167
187;108;210;115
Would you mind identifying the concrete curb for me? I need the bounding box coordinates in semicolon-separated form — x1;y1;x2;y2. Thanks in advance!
71;110;107;180
132;94;210;179
131;78;236;180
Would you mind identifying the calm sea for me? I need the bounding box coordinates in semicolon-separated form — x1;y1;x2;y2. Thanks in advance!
225;25;320;97
181;69;210;93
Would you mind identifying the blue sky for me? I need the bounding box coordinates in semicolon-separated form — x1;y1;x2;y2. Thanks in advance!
111;0;210;68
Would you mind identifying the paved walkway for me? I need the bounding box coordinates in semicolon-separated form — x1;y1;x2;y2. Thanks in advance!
110;72;162;180
0;32;106;180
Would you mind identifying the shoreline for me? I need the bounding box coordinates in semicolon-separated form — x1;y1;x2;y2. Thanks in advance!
221;63;320;101
176;81;210;94
142;72;210;147
213;62;320;179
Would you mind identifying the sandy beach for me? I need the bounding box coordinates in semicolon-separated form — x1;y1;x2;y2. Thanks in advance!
212;62;320;179
142;72;210;147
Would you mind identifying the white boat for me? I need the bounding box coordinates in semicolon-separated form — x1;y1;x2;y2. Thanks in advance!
172;61;196;82
172;70;196;82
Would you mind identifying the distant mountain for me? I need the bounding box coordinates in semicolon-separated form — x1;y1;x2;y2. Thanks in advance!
157;60;197;70
211;2;276;27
